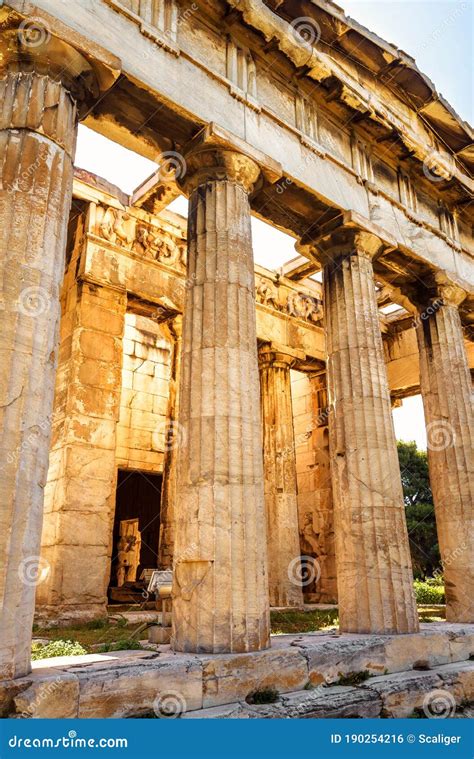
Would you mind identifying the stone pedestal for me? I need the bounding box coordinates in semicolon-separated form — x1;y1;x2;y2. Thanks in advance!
158;315;183;570
320;229;418;634
172;145;270;653
258;346;303;608
416;279;474;622
0;16;119;677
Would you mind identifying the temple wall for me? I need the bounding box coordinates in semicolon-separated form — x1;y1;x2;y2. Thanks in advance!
116;314;172;473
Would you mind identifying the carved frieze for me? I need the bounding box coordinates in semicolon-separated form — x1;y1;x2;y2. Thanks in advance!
255;274;323;325
93;204;187;271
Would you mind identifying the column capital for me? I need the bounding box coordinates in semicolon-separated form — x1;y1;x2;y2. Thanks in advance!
320;228;384;264
258;342;305;370
299;211;394;266
389;273;468;317
0;5;120;117
177;122;282;196
178;146;261;195
433;272;467;308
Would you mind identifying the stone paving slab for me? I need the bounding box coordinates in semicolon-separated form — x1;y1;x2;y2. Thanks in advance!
1;626;473;718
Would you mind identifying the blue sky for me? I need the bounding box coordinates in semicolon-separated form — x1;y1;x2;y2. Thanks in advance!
75;1;472;450
342;0;472;123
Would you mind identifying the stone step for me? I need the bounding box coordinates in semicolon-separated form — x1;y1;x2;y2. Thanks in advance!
182;660;474;719
3;625;473;718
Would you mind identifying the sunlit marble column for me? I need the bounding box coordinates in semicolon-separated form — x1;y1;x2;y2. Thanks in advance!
172;145;270;653
307;371;337;603
158;315;183;570
320;228;418;634
258;345;303;608
0;18;118;678
415;277;474;622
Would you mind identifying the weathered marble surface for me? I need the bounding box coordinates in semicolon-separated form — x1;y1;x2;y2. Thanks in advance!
1;626;472;718
172;145;270;653
416;281;474;624
322;229;418;634
259;346;304;608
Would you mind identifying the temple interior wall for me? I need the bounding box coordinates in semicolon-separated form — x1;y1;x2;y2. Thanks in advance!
116;314;172;473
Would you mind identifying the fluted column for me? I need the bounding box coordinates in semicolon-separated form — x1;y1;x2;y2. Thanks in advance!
0;17;119;678
415;278;473;622
171;145;270;653
307;371;337;603
258;345;303;608
320;228;418;634
158;315;183;570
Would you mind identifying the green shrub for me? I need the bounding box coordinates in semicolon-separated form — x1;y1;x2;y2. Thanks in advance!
31;639;87;660
97;640;143;653
246;687;279;704
336;671;370;686
414;579;445;604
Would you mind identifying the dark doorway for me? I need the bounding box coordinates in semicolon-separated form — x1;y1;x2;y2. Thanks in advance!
109;469;162;601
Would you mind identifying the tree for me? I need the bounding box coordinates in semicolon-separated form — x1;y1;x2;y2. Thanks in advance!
397;441;440;578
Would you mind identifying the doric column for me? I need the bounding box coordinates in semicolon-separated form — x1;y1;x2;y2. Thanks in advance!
258;345;303;608
306;371;337;603
172;140;270;653
158;315;183;570
319;227;418;634
0;12;119;678
415;277;473;622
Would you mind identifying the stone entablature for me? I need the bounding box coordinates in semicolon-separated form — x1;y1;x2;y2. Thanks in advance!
24;1;474;294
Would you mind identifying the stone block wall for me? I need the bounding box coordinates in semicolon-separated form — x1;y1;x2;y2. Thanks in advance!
115;314;172;473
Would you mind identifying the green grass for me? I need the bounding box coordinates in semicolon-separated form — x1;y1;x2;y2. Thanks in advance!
270;608;339;635
96;639;143;653
32;620;147;651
